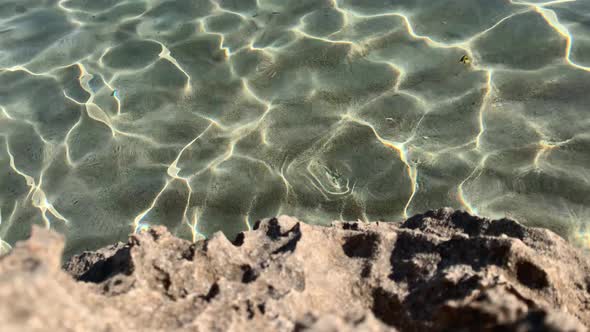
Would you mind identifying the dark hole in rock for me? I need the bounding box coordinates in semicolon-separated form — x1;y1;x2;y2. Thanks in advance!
371;287;414;330
253;220;262;230
266;283;292;299
75;246;133;283
516;310;551;330
148;228;161;241
241;264;259;283
202;239;210;253
267;285;280;299
342;222;359;231
485;218;525;239
181;245;195;261
154;265;172;292
516;261;549;290
294;313;317;332
200;283;220;302
266;218;282;240
257;303;266;314
361;264;372;278
247;300;255;319
342;233;379;258
436;237;511;272
272;223;302;254
232;233;245;247
102;275;134;296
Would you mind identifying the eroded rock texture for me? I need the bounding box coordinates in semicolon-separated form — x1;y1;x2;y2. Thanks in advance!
1;208;589;331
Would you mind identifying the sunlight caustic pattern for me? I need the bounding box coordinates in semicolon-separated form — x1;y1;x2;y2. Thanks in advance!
0;0;590;253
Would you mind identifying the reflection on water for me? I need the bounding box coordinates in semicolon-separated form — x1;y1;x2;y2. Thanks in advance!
1;0;590;255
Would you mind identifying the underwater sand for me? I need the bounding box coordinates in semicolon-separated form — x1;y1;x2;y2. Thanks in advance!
1;0;590;255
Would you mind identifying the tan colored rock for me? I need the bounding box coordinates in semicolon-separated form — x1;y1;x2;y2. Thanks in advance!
0;209;589;331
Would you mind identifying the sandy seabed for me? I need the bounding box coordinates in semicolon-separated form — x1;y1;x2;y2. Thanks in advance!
1;0;590;255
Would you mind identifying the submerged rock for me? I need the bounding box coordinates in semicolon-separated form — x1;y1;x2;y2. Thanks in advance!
0;208;589;331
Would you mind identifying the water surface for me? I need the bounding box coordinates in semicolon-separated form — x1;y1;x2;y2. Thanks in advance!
1;0;590;255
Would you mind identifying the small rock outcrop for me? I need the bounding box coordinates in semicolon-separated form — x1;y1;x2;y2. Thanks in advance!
1;208;589;331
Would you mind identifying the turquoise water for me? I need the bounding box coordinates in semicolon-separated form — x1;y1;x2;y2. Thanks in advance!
1;0;590;255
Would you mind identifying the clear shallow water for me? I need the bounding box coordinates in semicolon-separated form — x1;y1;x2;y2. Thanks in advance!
1;0;590;255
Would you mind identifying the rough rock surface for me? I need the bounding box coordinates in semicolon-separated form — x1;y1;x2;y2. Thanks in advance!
1;208;589;332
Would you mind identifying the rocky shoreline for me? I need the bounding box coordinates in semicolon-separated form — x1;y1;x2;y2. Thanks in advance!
1;208;589;331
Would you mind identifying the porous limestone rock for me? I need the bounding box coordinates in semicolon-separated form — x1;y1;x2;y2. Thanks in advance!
1;208;589;331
